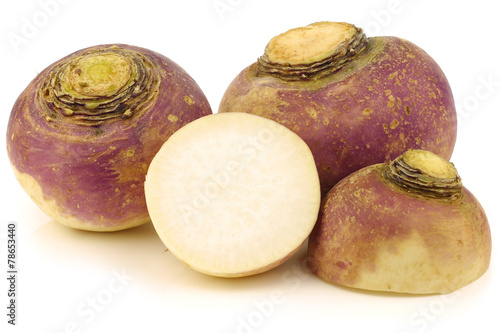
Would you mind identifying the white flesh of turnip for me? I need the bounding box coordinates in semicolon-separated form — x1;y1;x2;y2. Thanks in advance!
145;112;321;277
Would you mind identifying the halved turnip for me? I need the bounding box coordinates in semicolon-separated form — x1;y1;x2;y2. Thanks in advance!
308;150;491;294
219;21;457;196
145;112;321;277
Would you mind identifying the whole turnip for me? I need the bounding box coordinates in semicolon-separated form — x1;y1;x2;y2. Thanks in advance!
7;44;212;231
219;22;457;196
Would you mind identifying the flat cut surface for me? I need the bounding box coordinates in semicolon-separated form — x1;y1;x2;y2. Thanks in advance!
145;113;321;277
403;149;458;179
264;21;357;65
62;53;133;97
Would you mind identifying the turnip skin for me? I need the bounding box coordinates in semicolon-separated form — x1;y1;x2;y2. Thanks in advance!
308;154;491;294
7;44;212;231
219;25;457;196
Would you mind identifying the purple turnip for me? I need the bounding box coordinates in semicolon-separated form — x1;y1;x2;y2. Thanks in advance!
308;149;491;294
219;21;457;196
7;44;212;231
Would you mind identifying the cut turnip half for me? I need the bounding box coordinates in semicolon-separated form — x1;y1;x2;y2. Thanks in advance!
145;112;321;277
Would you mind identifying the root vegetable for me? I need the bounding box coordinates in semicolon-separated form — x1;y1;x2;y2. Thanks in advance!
218;21;457;196
6;44;212;231
144;112;321;277
308;149;491;294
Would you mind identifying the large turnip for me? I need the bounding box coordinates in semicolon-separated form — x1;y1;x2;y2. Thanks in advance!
219;21;457;196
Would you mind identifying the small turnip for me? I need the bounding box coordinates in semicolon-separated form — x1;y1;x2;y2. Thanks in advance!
308;150;491;294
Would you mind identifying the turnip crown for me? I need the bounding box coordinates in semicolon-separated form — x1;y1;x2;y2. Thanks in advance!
39;45;160;126
258;21;368;81
385;150;462;199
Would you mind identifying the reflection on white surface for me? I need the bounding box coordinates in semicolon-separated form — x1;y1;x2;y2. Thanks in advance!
9;219;489;333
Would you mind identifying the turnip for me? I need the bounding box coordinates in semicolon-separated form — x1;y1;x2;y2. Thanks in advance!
6;44;212;231
218;21;457;196
144;112;321;277
308;150;491;294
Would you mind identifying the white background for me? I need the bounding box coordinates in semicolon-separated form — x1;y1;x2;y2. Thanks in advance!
1;0;499;332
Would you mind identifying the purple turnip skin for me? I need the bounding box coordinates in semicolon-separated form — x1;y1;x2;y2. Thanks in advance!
219;22;457;196
308;150;491;294
7;44;212;231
